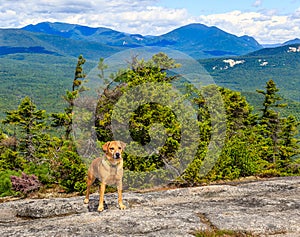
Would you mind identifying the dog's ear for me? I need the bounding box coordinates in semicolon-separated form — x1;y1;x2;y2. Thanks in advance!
102;142;110;152
120;141;126;150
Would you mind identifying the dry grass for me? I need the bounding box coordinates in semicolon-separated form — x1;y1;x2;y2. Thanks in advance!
194;229;257;237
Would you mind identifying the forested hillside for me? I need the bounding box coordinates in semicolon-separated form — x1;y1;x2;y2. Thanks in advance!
0;54;299;197
1;44;299;121
200;44;300;120
0;23;298;120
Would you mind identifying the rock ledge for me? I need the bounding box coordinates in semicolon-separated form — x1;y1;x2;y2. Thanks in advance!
0;176;299;236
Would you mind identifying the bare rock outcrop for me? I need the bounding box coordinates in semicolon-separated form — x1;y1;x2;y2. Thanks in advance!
0;176;299;236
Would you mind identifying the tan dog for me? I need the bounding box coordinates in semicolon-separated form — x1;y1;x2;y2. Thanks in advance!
84;141;126;212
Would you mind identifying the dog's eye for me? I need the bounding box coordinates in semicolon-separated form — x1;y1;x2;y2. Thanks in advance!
110;147;114;150
118;147;122;150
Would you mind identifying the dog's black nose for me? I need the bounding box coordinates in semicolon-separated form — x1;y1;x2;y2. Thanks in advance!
115;152;120;159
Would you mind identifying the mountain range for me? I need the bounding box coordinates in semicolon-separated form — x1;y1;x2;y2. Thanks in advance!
0;21;299;119
2;21;264;59
1;21;299;60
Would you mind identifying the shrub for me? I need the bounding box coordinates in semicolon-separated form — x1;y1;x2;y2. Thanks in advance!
56;150;87;194
0;170;21;197
24;162;53;185
10;172;42;195
287;159;300;175
195;229;255;237
258;168;281;178
0;149;26;171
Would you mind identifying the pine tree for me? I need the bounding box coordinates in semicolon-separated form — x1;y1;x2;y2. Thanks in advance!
278;115;300;166
3;97;48;163
51;55;87;140
98;57;108;81
72;55;86;92
255;79;300;169
95;53;184;173
219;87;256;134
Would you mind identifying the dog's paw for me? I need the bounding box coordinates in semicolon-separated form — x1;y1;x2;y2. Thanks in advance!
119;203;126;210
97;205;104;212
83;198;89;204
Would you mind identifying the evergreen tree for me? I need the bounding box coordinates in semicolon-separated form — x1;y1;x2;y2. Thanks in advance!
183;86;264;183
219;87;257;134
3;97;48;163
256;79;287;163
98;57;108;81
95;53;184;173
0;129;25;171
278;115;299;167
51;55;87;139
72;55;86;92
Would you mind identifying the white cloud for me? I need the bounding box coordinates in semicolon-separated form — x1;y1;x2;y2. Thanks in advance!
252;0;263;8
197;10;300;43
0;0;191;35
0;0;299;43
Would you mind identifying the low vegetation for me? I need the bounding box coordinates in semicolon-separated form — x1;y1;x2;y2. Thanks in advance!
195;229;256;237
0;53;299;197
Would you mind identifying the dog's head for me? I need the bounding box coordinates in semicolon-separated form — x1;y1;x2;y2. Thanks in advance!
102;141;126;160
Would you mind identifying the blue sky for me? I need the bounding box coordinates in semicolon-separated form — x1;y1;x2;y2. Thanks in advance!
1;0;300;43
158;0;298;15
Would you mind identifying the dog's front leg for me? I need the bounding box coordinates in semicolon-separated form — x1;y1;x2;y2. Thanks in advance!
117;181;126;210
84;173;95;204
98;182;106;212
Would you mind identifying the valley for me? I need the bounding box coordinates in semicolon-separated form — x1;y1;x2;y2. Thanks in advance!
0;22;299;120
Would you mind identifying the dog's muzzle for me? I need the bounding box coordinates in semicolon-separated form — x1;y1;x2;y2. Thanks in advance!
114;152;121;159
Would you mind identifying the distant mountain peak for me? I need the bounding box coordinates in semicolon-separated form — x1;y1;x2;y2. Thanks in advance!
283;38;300;46
175;23;210;30
20;21;263;58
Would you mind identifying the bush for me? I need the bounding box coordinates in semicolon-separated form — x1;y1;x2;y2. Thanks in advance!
0;149;26;171
0;170;21;197
288;159;300;174
10;172;42;195
24;162;53;185
56;150;87;194
258;168;281;178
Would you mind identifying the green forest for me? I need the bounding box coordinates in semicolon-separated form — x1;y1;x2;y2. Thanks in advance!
0;53;299;198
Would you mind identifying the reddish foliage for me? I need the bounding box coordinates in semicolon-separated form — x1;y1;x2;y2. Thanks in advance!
10;172;42;194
